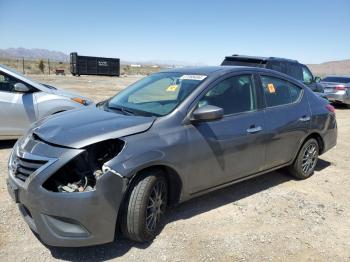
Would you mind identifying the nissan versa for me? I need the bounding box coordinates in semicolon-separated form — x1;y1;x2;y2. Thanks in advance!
7;66;337;247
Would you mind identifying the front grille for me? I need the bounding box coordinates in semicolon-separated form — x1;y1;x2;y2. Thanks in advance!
13;156;47;182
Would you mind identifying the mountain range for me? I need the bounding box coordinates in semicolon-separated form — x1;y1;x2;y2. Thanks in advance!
308;59;350;76
0;48;69;61
0;48;349;75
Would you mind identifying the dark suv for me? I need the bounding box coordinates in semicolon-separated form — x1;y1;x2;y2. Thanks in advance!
221;55;323;92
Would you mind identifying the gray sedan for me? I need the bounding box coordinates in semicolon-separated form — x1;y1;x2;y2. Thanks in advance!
320;76;350;105
0;65;92;140
7;66;337;247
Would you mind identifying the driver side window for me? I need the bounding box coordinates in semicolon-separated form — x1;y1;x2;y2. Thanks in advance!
0;72;17;92
0;72;30;93
198;75;257;115
302;66;313;85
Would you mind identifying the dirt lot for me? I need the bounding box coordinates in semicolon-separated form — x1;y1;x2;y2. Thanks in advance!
0;75;349;262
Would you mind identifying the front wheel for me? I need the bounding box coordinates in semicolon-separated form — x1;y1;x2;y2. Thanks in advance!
288;138;319;180
123;174;168;242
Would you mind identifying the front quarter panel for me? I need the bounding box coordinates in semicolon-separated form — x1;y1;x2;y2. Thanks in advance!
34;92;85;119
106;122;191;201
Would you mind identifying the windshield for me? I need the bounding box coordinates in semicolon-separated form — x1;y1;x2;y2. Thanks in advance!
106;72;207;116
322;76;350;83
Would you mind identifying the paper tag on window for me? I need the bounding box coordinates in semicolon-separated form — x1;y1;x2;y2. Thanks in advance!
267;83;276;93
179;75;207;81
166;85;178;92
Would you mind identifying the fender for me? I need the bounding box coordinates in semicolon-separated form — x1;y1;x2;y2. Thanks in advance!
107;149;181;180
35;93;85;119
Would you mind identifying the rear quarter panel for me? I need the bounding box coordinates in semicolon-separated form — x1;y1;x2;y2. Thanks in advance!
307;91;337;153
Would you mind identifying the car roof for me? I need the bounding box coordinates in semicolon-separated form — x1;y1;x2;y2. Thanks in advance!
161;65;307;89
160;65;293;77
160;66;271;76
224;54;299;64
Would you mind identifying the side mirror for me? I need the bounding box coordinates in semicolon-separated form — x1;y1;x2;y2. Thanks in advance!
14;83;30;93
314;76;321;83
192;105;224;122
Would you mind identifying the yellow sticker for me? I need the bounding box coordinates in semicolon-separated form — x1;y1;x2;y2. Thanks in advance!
166;85;178;92
267;83;276;93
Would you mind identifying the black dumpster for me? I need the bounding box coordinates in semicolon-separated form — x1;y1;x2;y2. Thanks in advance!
70;52;120;76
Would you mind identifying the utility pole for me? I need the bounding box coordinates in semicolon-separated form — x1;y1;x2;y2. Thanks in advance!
22;57;25;74
48;58;51;75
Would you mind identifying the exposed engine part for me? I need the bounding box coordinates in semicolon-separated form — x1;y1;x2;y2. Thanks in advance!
93;170;103;180
43;139;124;192
57;176;94;193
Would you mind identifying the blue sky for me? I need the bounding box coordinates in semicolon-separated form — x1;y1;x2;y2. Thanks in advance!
0;0;349;65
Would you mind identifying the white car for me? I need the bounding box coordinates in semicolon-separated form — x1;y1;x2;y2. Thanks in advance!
0;65;93;140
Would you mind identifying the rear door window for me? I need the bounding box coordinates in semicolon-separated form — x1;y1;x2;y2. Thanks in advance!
260;75;302;107
289;83;303;103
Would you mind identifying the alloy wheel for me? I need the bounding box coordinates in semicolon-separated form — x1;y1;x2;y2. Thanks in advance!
301;143;318;174
145;180;167;232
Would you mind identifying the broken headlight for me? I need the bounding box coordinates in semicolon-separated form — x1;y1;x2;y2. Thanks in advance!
43;139;124;193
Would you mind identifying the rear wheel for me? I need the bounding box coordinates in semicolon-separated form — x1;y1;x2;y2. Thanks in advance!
288;138;319;179
123;174;167;242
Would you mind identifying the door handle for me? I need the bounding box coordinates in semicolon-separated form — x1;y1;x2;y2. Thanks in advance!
299;116;311;122
247;126;262;134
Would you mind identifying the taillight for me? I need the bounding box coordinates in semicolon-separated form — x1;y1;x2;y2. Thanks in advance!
335;85;346;91
326;104;335;113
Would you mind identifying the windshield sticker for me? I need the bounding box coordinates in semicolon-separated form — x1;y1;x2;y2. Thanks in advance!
179;75;207;81
166;85;178;92
267;83;276;93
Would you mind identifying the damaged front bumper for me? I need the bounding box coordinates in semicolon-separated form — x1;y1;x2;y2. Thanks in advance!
7;136;128;247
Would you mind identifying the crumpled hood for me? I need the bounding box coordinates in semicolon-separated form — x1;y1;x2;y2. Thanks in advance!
32;107;155;148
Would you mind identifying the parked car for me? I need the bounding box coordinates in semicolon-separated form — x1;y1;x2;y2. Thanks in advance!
221;55;323;92
319;76;350;105
0;65;93;140
7;66;337;247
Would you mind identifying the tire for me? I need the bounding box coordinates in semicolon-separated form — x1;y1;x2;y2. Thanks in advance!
288;138;319;180
123;173;168;242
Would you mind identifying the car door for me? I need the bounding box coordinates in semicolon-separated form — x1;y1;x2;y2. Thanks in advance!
258;74;310;169
187;73;267;193
0;71;37;137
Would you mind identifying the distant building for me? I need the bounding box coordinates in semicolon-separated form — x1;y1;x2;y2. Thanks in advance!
130;64;141;68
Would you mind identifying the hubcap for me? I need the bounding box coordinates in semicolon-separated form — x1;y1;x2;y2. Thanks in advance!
146;180;167;232
301;143;318;174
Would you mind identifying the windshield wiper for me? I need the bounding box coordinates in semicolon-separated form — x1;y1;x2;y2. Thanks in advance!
107;105;136;116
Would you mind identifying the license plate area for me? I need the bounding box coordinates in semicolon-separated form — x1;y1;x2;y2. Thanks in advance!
6;179;19;203
324;88;334;93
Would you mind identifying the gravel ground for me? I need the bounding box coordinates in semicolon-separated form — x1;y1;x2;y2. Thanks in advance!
0;75;349;261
